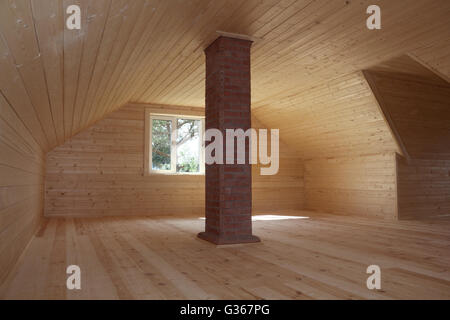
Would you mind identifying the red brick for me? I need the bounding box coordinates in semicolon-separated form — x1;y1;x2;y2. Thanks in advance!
198;36;260;245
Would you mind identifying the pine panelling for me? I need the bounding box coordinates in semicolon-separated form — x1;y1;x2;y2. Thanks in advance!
365;60;450;160
0;32;49;151
252;118;304;213
94;0;159;119
144;0;450;108
70;0;111;137
305;153;398;220
0;87;45;284
45;104;204;217
0;1;449;151
0;0;448;290
98;0;173;115
410;42;450;83
364;56;450;220
31;0;65;145
397;156;450;220
84;0;144;128
133;0;244;103
45;104;304;217
80;0;131;129
0;0;58;148
133;0;450;109
62;0;87;140
253;72;400;160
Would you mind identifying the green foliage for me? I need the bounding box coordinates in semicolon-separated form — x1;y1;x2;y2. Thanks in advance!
152;119;171;170
176;119;200;173
152;118;201;173
177;153;199;173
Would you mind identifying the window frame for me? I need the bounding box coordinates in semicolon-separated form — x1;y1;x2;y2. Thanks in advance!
146;111;205;176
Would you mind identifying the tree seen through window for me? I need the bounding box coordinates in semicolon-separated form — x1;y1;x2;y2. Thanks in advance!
151;116;202;173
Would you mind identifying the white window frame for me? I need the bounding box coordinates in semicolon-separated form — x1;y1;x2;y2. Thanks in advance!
148;113;205;175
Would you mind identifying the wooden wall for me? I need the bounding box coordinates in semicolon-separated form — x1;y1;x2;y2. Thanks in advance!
253;71;401;219
45;104;203;217
45;104;304;217
365;58;450;160
397;157;450;219
0;94;45;283
304;153;398;220
364;56;450;220
252;118;304;213
253;72;401;159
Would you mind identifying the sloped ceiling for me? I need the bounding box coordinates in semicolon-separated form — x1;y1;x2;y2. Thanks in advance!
0;0;449;154
365;55;450;160
253;71;402;159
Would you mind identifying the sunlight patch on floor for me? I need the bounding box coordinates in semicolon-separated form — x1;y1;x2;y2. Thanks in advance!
199;215;309;221
252;215;309;221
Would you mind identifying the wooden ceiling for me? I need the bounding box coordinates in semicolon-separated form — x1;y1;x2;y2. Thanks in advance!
0;0;449;153
365;55;450;160
367;55;448;85
253;71;402;159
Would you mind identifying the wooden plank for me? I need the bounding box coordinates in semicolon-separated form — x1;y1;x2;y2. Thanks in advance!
31;0;65;145
0;0;58;149
2;214;450;299
45;104;304;217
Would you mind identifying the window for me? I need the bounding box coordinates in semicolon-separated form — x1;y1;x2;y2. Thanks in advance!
148;114;204;174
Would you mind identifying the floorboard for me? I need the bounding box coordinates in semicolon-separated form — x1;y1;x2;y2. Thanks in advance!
1;212;449;300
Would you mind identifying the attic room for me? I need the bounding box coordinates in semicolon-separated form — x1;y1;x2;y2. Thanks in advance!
0;0;449;301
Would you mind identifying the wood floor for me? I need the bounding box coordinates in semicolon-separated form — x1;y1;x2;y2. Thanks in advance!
1;212;449;300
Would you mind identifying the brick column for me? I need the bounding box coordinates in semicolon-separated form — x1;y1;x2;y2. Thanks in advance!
198;36;260;245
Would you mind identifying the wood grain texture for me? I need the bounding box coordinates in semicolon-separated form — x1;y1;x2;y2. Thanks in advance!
1;214;449;299
397;156;450;220
252;117;304;213
410;41;450;83
0;89;45;284
44;104;304;217
0;0;449;293
45;104;204;217
365;56;450;160
252;72;401;160
0;0;448;152
304;153;398;220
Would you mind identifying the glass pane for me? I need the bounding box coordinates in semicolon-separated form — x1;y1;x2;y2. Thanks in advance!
176;119;200;173
152;119;172;170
